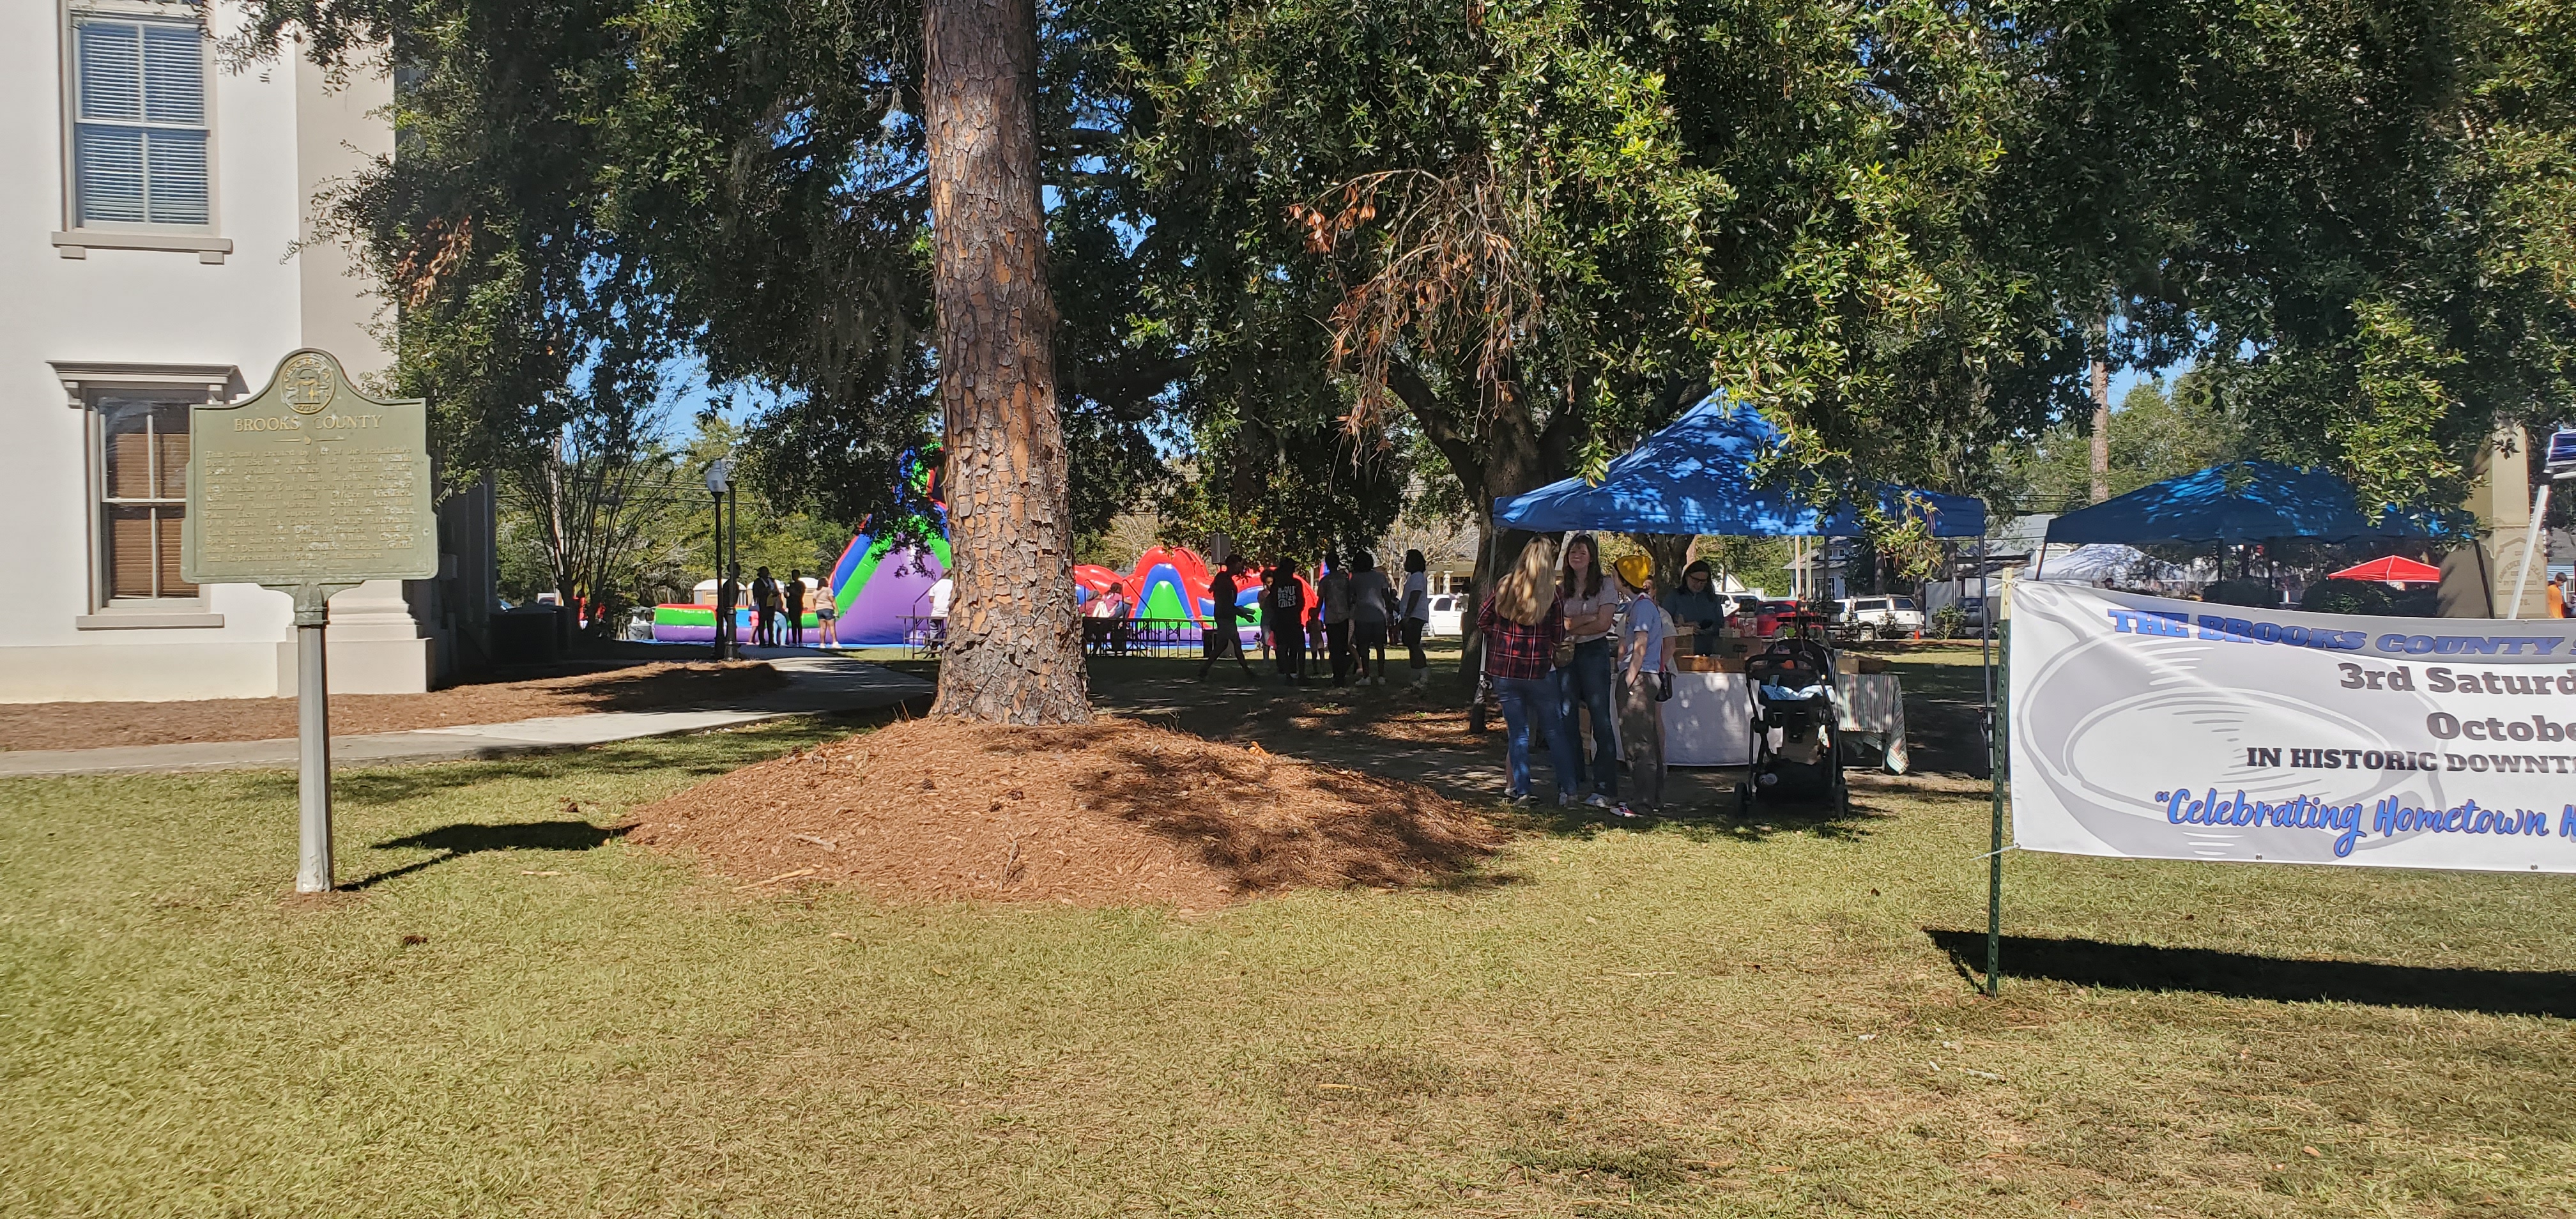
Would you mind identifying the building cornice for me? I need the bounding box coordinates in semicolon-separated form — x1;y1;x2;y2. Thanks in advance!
49;360;241;406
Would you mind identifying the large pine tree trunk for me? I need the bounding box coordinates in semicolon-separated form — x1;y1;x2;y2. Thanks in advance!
923;0;1089;724
1628;533;1695;597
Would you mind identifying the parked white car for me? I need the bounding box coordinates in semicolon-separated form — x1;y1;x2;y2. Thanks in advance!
1837;595;1926;640
1425;594;1465;637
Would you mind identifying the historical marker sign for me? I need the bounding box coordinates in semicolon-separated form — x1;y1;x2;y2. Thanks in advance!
181;348;438;589
180;349;437;894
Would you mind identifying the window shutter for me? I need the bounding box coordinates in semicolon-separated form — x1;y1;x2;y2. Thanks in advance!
76;24;142;121
75;126;147;224
145;130;208;224
141;25;203;124
107;507;155;598
158;511;195;596
154;406;191;499
72;19;210;228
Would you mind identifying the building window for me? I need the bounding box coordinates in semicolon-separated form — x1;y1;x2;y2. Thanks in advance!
96;395;196;601
69;12;210;229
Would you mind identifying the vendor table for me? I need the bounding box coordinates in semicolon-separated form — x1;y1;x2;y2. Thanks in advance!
1659;671;1909;773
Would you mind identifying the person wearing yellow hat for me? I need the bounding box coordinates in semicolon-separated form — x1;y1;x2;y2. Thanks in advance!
1614;554;1654;593
1614;553;1673;816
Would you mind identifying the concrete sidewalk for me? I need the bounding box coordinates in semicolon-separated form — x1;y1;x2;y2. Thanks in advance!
0;655;930;779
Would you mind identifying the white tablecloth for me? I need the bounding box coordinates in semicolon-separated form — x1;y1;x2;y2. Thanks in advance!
1659;671;1908;772
1660;671;1754;767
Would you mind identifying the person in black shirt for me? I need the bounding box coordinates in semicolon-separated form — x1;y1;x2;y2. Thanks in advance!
751;566;779;648
1268;563;1308;684
1198;554;1258;679
784;569;807;647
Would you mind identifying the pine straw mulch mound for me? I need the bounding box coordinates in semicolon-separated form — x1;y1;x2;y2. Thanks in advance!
0;661;785;752
625;716;1511;908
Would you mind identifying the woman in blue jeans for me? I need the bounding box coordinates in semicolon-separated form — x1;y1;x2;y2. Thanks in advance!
1476;537;1581;804
1554;533;1625;806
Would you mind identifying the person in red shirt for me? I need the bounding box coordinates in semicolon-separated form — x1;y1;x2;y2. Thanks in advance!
1478;538;1581;805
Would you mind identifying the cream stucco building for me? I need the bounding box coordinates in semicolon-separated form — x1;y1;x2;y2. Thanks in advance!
1;0;487;702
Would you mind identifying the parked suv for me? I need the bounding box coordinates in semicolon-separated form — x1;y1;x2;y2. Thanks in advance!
1426;594;1465;637
1837;595;1926;640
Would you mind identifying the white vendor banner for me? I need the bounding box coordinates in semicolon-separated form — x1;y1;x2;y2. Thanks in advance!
2010;581;2576;873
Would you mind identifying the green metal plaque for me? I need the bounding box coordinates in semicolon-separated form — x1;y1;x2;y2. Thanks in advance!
181;349;438;591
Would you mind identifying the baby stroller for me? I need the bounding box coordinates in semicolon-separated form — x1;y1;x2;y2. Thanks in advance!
1735;620;1848;817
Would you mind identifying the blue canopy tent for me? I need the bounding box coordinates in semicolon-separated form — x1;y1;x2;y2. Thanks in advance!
2043;460;2433;547
1492;395;1988;539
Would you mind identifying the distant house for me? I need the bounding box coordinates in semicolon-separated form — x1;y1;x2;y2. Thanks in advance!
1;1;489;702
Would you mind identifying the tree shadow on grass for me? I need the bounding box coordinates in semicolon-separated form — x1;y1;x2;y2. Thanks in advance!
348;820;632;889
1520;783;1893;842
967;719;1521;895
1078;653;1936;836
443;659;792;712
1926;928;2576;1018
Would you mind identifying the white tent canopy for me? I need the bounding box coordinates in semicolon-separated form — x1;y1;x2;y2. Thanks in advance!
2028;543;2188;588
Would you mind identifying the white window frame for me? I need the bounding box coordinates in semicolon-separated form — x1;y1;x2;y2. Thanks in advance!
52;0;231;264
53;362;237;628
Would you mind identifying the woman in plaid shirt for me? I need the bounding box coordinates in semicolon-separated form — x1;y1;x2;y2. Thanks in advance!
1478;539;1583;805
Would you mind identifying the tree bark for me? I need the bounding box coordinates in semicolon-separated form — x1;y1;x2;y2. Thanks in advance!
924;0;1089;724
1628;533;1695;597
1384;362;1584;694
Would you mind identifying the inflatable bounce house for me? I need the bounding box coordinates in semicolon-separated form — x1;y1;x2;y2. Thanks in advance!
652;478;1324;650
1072;564;1123;607
817;528;949;645
1094;546;1292;643
1124;546;1211;624
652;456;950;648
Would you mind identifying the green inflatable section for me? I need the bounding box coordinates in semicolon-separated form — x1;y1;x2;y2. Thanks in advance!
1142;582;1192;621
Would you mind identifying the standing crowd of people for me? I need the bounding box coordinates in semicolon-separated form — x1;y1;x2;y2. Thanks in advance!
1197;549;1438;688
1476;533;1675;818
715;565;837;650
1192;535;1674;817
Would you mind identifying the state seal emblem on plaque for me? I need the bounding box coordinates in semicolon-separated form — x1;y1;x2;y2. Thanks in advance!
280;351;338;414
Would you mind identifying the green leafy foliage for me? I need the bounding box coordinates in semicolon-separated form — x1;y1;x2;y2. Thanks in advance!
236;0;2576;564
2298;576;2441;617
231;0;1163;536
1100;0;2042;532
1992;0;2576;510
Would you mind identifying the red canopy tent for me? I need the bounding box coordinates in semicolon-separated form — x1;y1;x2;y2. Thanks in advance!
2327;555;2442;585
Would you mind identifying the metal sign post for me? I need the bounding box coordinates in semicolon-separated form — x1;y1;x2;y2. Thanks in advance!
706;458;733;661
183;350;438;894
290;581;352;891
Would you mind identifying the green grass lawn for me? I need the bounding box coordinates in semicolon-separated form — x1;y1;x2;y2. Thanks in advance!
7;668;2576;1217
